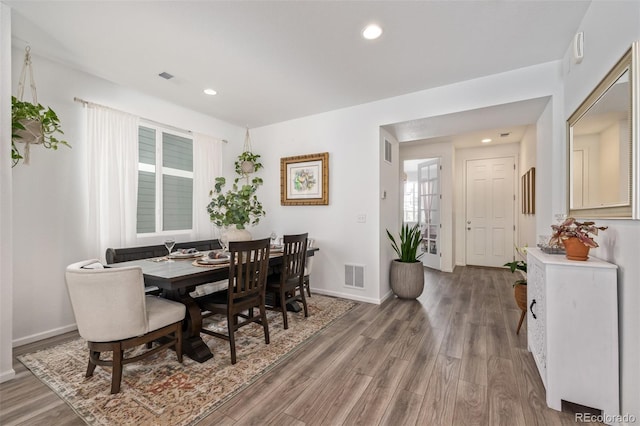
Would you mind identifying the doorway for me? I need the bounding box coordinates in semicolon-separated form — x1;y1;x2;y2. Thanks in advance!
465;156;516;267
403;158;441;270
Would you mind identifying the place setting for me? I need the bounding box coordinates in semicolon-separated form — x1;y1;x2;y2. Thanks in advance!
193;250;231;267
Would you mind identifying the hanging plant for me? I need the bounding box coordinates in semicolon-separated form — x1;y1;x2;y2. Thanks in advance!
11;46;70;167
208;151;265;230
235;151;263;176
12;96;70;167
233;128;263;177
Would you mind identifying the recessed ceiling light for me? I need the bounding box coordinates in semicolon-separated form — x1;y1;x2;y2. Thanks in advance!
362;24;382;40
203;88;217;96
481;138;492;143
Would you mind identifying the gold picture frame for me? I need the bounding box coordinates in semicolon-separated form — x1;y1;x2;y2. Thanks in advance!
281;152;329;206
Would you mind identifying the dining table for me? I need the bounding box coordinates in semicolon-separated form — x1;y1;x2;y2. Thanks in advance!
110;247;318;363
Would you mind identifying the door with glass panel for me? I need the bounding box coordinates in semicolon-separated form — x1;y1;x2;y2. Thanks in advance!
418;159;440;270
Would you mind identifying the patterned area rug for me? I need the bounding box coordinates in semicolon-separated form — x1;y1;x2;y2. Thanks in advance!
18;295;356;425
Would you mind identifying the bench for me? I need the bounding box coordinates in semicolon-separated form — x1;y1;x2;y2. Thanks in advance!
105;239;222;264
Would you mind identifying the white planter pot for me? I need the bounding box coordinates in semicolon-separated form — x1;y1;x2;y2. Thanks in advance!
222;226;252;248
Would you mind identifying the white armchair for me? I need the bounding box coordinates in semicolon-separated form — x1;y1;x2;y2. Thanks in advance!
65;259;186;394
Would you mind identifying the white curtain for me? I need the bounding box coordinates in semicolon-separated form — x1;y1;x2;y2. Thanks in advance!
85;105;139;261
192;133;223;240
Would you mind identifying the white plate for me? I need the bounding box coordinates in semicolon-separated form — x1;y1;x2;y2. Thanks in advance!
198;256;230;265
169;251;202;259
270;245;284;252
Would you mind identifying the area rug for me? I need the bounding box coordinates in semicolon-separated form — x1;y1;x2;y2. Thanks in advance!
18;295;356;426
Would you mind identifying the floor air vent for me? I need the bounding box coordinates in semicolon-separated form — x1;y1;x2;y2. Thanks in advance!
345;264;365;289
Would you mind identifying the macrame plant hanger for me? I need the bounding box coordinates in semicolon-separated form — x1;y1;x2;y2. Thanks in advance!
240;128;255;177
16;46;43;164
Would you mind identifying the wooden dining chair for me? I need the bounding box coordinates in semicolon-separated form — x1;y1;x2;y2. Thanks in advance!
266;233;308;330
65;259;185;394
197;238;271;364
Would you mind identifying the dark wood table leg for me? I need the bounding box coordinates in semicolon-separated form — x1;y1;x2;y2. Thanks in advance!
163;289;213;363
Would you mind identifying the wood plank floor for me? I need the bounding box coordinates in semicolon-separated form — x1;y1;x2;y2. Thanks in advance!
0;266;601;425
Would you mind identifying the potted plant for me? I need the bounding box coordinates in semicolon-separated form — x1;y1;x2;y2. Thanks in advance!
12;95;70;167
504;247;527;335
548;217;607;261
386;223;425;299
207;151;265;243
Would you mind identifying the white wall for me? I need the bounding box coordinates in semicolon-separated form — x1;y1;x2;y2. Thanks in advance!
561;1;640;421
379;128;400;301
9;46;244;346
519;125;537;248
0;2;15;383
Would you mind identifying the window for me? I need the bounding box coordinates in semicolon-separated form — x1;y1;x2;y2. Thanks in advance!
137;124;193;234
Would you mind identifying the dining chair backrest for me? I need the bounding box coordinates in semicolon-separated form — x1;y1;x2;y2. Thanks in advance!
227;238;271;303
281;233;308;286
65;259;148;342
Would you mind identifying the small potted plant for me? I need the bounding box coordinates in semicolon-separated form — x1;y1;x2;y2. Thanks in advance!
548;217;607;261
207;151;265;243
12;95;70;167
504;246;527;335
386;223;424;299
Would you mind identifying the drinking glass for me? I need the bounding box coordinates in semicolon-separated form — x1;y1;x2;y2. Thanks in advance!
219;233;229;253
164;238;175;262
270;232;277;245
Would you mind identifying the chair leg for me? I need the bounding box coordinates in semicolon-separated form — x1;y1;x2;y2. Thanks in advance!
305;276;311;297
279;289;289;330
228;314;237;365
299;284;309;318
516;309;526;335
111;343;124;394
260;302;270;344
175;323;183;363
86;350;99;377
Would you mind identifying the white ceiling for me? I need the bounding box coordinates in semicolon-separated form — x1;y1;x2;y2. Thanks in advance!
7;1;590;131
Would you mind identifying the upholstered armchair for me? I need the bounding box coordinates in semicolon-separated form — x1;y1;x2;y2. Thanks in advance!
65;259;186;394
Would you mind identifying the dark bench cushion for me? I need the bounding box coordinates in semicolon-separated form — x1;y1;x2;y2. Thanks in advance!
105;239;222;264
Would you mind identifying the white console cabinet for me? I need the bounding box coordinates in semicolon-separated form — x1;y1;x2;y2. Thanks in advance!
527;248;619;423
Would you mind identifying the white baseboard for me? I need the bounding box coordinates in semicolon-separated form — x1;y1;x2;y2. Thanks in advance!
311;288;381;305
380;289;394;303
12;323;78;348
0;368;16;383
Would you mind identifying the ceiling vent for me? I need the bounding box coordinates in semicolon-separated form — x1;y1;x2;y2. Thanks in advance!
158;72;174;80
500;132;511;137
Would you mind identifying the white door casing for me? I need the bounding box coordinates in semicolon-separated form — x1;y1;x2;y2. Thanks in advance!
465;157;515;267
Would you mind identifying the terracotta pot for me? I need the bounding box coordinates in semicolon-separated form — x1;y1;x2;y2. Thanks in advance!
514;284;527;311
389;260;425;299
562;237;590;261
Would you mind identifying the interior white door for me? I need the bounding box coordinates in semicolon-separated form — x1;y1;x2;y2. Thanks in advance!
465;157;515;267
418;159;440;269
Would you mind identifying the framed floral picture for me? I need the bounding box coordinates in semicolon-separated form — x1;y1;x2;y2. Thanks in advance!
280;152;329;205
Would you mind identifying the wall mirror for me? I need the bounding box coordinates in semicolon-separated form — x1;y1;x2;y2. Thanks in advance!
568;41;639;219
